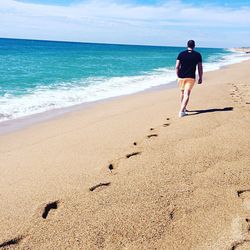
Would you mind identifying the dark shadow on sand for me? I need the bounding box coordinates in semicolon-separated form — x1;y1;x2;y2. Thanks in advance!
187;107;233;116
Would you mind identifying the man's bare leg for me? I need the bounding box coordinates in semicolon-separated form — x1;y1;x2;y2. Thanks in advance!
180;89;191;113
180;90;184;103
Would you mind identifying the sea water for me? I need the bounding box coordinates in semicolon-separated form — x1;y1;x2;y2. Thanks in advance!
0;38;248;122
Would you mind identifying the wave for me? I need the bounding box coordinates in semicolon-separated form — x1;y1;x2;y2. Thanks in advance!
203;49;250;71
0;69;177;122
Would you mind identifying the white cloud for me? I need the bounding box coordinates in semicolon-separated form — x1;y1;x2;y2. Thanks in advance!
0;0;250;47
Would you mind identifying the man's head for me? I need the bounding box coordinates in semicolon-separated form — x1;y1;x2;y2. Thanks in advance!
187;40;195;49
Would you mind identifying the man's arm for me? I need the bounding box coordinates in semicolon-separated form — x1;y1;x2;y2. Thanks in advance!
176;60;181;78
198;62;203;84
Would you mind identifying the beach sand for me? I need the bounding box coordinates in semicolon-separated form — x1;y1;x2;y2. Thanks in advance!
0;60;250;249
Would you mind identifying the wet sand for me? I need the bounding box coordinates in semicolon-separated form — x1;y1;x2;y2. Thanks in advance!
0;60;250;249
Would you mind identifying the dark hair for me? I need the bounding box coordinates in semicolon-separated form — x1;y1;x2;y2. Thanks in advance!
187;40;195;49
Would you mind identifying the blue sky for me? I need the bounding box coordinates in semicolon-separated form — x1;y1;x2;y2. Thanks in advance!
1;0;250;47
17;0;250;7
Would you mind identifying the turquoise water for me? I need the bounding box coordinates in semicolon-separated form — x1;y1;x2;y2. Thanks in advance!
0;38;247;121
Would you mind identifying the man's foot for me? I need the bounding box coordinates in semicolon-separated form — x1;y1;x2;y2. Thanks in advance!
178;111;186;118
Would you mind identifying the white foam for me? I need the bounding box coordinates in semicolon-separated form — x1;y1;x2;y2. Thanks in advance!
0;69;177;122
203;50;250;72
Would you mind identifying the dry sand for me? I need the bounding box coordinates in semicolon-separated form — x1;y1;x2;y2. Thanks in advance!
0;60;250;250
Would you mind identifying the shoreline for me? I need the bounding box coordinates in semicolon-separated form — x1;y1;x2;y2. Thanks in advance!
0;59;250;249
1;55;249;136
0;80;177;135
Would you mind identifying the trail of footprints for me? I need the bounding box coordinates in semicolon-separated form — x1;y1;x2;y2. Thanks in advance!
230;190;250;249
2;81;249;248
230;82;250;107
0;118;171;249
109;118;170;172
89;117;171;191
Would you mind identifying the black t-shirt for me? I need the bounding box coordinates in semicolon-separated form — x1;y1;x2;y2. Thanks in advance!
177;50;202;79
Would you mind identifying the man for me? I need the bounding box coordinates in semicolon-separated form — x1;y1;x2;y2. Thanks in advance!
176;40;203;117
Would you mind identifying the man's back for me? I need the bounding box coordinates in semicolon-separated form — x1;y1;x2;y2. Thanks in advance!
177;50;202;79
176;39;203;118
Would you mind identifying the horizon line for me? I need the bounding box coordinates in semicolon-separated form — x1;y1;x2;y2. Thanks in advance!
0;36;226;49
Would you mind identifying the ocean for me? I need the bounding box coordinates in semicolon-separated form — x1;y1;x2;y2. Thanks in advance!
0;38;248;122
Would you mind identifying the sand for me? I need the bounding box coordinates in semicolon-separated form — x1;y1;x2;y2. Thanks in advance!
0;59;250;250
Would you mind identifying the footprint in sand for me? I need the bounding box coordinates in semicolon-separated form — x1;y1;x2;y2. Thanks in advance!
147;134;158;138
237;190;250;211
163;123;170;127
245;218;250;232
0;236;24;249
42;201;59;219
126;152;141;158
108;164;114;171
230;215;250;249
237;190;250;198
230;240;250;250
169;210;175;221
230;190;250;249
89;182;111;192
